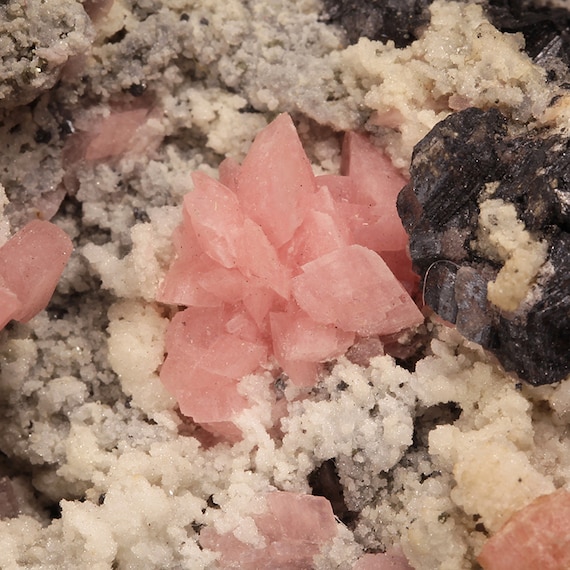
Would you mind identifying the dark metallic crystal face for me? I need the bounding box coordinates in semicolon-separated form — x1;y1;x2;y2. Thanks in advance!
397;107;570;385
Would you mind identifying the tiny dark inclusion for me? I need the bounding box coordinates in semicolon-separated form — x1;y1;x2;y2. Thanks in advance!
397;107;570;385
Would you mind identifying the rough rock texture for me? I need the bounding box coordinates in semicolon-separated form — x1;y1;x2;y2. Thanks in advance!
398;106;570;385
0;0;93;108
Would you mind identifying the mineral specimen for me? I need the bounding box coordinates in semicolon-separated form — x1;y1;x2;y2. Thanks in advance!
397;106;570;385
158;113;423;430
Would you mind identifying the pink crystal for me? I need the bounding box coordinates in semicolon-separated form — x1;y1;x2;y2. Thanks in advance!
157;114;424;430
0;281;21;330
218;156;241;191
236;113;316;248
0;220;72;324
270;304;354;363
236;218;290;300
160;307;266;422
200;491;338;569
186;171;245;268
84;108;151;162
292;245;423;336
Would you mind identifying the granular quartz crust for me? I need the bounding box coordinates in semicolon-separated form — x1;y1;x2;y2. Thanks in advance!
398;107;570;385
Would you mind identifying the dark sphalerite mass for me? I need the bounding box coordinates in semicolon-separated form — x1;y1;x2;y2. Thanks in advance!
397;107;570;385
320;0;432;47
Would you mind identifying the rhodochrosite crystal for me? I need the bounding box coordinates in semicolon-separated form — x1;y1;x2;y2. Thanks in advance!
199;491;338;569
158;113;423;431
477;490;570;570
0;220;73;329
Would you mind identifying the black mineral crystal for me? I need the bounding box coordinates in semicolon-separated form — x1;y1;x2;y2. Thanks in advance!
397;107;570;385
320;0;431;47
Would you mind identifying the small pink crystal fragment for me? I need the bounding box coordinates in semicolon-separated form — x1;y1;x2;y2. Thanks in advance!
243;285;284;328
218;156;241;191
197;333;267;379
340;132;409;252
196;266;249;304
0;283;21;330
84;108;150;162
341;132;407;207
379;250;420;297
156;254;222;307
0;220;72;324
224;306;267;344
236;113;316;248
161;364;247;423
200;492;338;569
292;245;423;336
280;358;321;388
237;218;290;299
270;305;354;362
258;492;338;542
160;307;266;422
281;186;353;267
186;171;245;268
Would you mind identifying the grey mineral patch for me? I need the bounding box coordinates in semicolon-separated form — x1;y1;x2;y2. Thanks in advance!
0;0;93;109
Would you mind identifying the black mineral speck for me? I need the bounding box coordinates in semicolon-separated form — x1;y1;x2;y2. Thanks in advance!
398;107;570;385
34;128;52;144
320;0;432;47
128;82;147;97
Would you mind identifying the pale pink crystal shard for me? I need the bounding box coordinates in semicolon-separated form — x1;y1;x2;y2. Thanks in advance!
269;304;354;362
281;186;353;268
292;245;423;336
160;307;266;422
218;156;241;191
0;220;72;324
236;218;290;299
236;113;316;248
341;131;408;246
200;491;338;569
0;282;21;330
156;253;222;307
84;108;150;161
186;171;245;268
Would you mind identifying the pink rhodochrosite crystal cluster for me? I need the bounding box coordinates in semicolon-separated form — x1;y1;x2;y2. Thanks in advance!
0;220;73;330
157;113;423;431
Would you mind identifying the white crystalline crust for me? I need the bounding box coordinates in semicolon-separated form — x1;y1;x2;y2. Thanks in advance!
0;1;567;569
